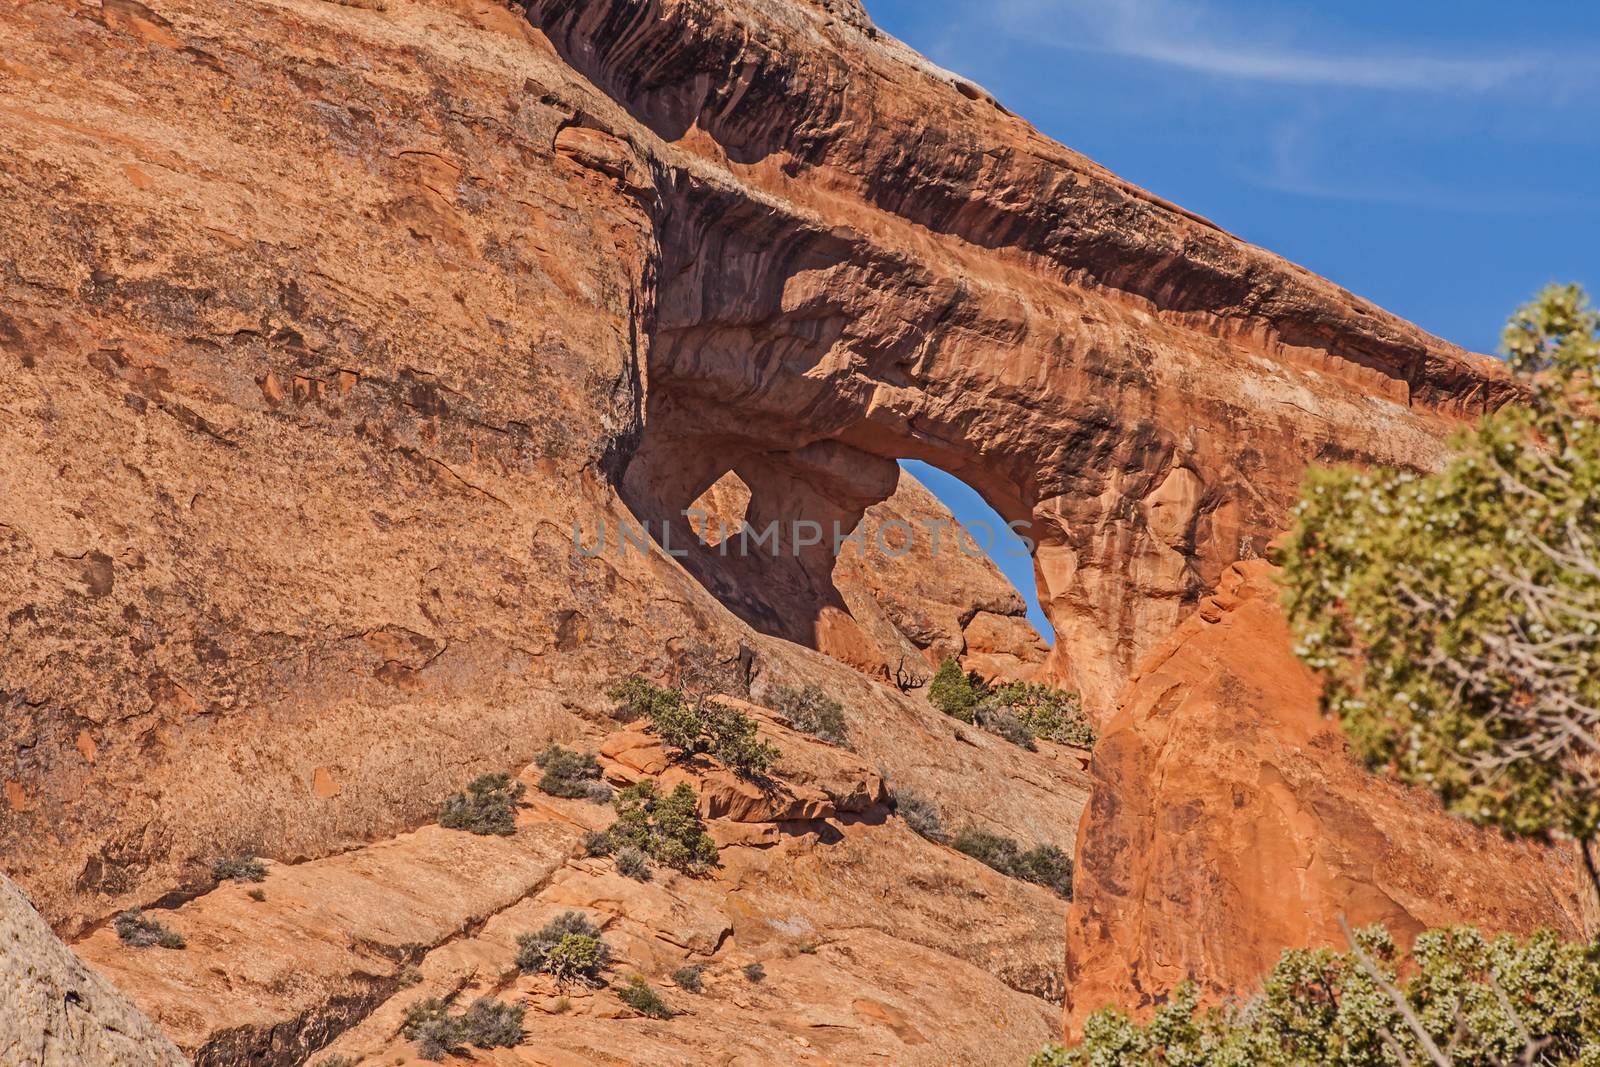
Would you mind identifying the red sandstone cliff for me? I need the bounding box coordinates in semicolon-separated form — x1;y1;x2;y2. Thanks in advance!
0;0;1578;1060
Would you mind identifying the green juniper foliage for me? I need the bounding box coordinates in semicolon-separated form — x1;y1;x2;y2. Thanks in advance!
402;996;525;1061
985;683;1096;749
1282;285;1600;840
695;699;779;776
534;744;608;801
607;676;685;723
928;658;1095;749
770;683;850;746
113;909;185;949
211;855;267;883
599;780;720;873
439;772;525;836
950;828;1073;899
617;975;674;1019
1032;924;1600;1067
611;676;778;775
928;657;987;723
516;911;611;984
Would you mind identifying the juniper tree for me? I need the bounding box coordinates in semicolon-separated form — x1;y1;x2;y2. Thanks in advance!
1282;285;1600;867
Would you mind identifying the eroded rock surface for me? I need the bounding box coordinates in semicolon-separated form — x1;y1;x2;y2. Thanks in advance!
0;873;188;1067
0;0;1580;1055
74;705;1070;1065
1065;562;1591;1027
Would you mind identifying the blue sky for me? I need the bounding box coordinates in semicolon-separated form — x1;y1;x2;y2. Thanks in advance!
878;0;1599;641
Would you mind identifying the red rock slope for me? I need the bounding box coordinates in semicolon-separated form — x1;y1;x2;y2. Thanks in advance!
0;0;1581;1057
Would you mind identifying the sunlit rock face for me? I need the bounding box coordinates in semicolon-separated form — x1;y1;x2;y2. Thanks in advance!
0;0;1573;1055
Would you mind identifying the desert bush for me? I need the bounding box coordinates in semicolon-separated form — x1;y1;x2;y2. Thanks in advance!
459;997;524;1049
1282;285;1600;844
951;828;1073;899
698;699;779;776
929;660;1093;749
600;780;720;873
671;963;705;992
211;855;266;883
402;996;524;1060
616;677;779;777
607;676;684;722
439;772;524;836
1014;842;1074;899
974;703;1036;749
770;684;849;746
1032;923;1600;1066
984;683;1095;748
743;962;766;983
617;975;674;1019
246;888;266;902
893;790;946;843
535;744;606;801
113;909;185;949
614;845;652;881
928;657;987;723
582;829;612;856
516;911;611;984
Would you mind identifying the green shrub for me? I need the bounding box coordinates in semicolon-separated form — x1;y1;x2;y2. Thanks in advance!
951;829;1073;899
439;772;524;836
698;700;779;776
894;790;946;843
770;684;849;746
608;676;684;723
113;909;185;949
929;662;1094;749
600;780;720;873
402;996;524;1060
211;855;266;883
535;744;607;801
614;845;652;881
616;975;674;1019
1033;924;1600;1066
582;829;612;856
516;911;610;984
743;962;766;983
1282;285;1600;841
671;963;705;992
617;677;779;777
928;657;986;723
984;683;1095;748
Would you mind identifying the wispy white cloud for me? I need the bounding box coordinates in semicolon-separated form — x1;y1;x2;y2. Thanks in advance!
1247;115;1584;214
994;0;1535;92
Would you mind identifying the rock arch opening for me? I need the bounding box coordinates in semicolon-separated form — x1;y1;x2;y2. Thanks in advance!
619;441;1059;689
